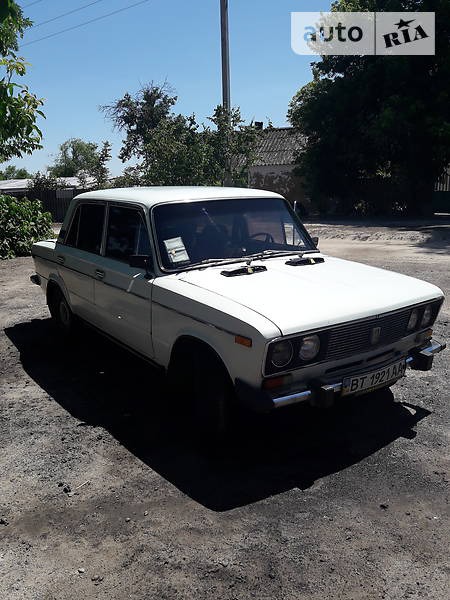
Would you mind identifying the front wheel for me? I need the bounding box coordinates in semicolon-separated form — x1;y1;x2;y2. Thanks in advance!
192;348;234;442
169;344;235;445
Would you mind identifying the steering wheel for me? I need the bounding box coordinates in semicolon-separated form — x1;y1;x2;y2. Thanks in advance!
249;232;275;244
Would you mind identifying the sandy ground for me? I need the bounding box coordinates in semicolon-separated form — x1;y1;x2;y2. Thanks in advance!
0;222;449;600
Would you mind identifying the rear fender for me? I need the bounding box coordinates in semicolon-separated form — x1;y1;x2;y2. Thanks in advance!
46;273;72;309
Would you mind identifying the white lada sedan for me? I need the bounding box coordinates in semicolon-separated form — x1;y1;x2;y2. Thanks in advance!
31;187;446;435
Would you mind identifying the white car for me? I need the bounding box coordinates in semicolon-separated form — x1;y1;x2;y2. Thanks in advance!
31;187;446;435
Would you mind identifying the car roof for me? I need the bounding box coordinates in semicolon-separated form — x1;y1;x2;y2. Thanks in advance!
74;186;284;207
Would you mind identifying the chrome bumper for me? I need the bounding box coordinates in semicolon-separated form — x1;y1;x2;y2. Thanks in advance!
270;338;446;409
413;339;446;358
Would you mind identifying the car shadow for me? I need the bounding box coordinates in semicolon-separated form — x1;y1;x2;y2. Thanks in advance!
5;318;431;512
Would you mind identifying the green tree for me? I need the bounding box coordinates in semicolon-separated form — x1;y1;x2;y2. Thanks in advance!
138;113;215;186
28;171;64;193
0;164;31;179
0;194;52;259
208;105;260;187
48;137;112;189
0;1;44;162
288;0;450;215
90;140;112;189
102;83;177;162
49;138;100;178
103;83;260;187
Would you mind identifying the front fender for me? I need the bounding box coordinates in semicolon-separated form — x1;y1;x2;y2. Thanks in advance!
152;302;265;386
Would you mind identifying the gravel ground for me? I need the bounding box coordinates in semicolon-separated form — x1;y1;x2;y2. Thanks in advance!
0;223;449;600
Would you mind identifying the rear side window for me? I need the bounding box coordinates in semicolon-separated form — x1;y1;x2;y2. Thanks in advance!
105;206;151;262
65;203;105;254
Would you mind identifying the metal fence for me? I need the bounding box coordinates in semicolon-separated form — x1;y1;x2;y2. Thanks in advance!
38;189;74;222
3;188;90;222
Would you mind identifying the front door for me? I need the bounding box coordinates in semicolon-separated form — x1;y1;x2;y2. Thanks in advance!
93;204;154;359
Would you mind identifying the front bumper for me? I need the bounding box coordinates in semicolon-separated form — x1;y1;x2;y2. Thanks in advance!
235;338;446;412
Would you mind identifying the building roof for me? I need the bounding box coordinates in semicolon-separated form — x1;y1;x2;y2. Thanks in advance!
0;176;95;193
75;186;283;207
253;127;305;167
0;178;32;192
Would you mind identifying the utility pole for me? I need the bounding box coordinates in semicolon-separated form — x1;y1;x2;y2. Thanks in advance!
220;0;233;186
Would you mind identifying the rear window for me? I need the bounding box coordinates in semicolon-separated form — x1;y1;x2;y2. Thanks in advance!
65;203;105;254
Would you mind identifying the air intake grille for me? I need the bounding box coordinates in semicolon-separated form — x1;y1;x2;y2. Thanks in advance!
326;311;411;361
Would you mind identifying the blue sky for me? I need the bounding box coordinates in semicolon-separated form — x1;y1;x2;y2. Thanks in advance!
9;0;331;176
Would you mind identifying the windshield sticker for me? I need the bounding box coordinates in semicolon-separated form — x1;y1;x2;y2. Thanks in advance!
164;237;190;264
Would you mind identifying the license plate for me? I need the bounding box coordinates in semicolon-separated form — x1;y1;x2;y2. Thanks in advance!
342;359;406;397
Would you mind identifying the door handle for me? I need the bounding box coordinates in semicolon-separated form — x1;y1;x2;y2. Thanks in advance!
95;269;105;279
56;255;65;264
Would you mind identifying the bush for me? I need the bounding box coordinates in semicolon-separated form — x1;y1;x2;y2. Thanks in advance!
0;194;53;259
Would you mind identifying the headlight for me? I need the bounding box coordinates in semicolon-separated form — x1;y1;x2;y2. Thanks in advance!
271;340;293;368
407;308;420;331
421;304;432;328
299;334;321;361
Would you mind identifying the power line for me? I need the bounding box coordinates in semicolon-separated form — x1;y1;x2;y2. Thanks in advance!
31;0;108;29
22;0;151;47
22;0;45;8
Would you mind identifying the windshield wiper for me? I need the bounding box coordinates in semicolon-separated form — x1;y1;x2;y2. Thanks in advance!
244;249;318;261
181;257;250;271
178;249;320;272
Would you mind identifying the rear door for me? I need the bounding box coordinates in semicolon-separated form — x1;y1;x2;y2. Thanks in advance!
93;204;154;358
56;202;106;325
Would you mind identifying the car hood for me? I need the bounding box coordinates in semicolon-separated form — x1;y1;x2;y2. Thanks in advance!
177;255;443;336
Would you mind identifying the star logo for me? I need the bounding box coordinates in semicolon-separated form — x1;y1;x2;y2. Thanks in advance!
395;18;415;29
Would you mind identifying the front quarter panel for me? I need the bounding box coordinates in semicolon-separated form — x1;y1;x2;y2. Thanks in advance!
152;276;280;386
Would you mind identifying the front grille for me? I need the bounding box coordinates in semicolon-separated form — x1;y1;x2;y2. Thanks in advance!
264;298;443;376
325;311;410;361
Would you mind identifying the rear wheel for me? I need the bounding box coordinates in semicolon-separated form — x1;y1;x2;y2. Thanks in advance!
48;287;76;335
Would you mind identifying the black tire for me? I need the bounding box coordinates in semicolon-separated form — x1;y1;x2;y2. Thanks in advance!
168;343;234;445
48;287;76;335
192;347;234;443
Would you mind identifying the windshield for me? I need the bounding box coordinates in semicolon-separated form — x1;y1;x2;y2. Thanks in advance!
153;197;315;271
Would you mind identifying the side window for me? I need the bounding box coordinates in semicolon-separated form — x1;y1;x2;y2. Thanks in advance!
65;203;105;254
65;206;81;247
105;206;151;262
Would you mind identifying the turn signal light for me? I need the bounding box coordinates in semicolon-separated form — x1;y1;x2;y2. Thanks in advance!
235;335;252;348
262;374;292;390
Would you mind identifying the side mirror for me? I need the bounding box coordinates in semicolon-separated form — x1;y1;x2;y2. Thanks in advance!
311;236;319;247
129;254;152;272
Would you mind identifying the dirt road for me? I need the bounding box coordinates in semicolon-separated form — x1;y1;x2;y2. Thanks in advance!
0;225;449;600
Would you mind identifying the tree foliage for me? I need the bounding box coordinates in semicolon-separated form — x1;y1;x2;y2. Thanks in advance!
28;171;64;193
48;138;99;178
288;0;450;215
90;140;112;189
0;194;53;259
102;83;177;162
48;137;112;189
208;105;261;187
0;1;44;162
103;83;260;187
0;164;31;179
